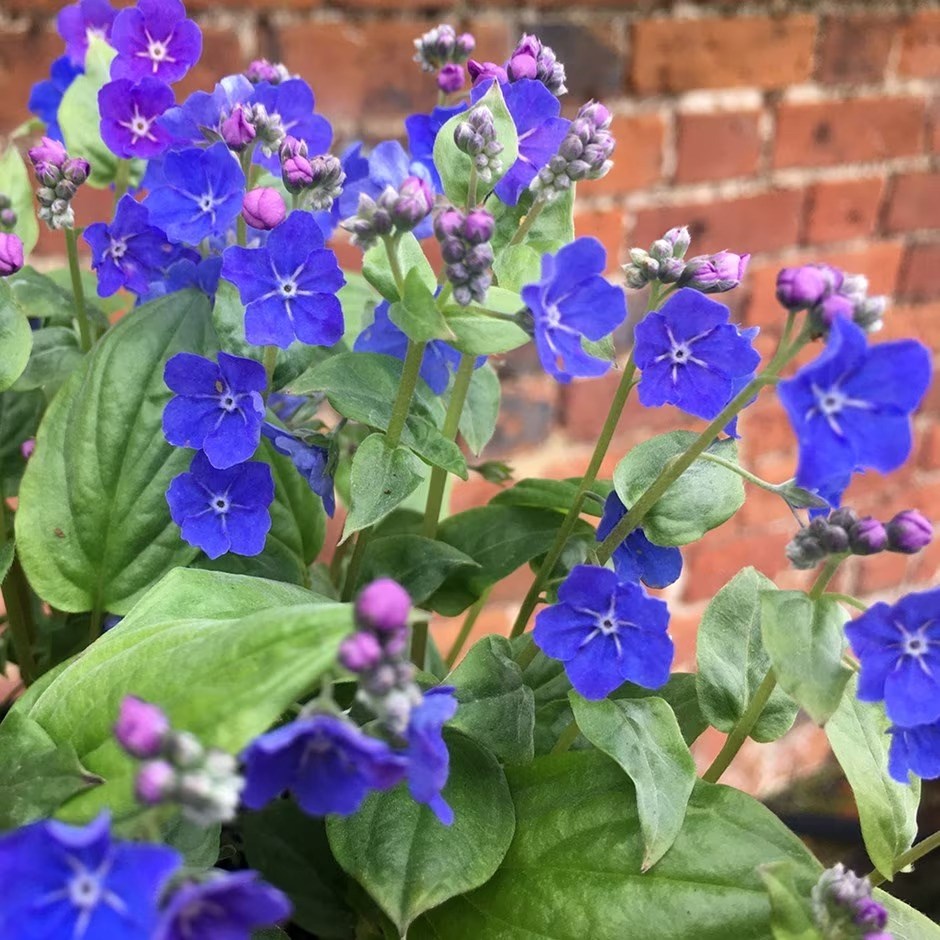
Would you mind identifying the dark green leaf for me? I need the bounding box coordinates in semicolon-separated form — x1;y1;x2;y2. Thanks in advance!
697;568;798;743
12;326;83;395
491;478;604;517
0;146;39;255
0;541;12;585
389;268;453;342
0;280;31;392
459;364;499;456
0;389;43;497
363;233;435;302
493;243;541;292
7;266;77;326
160;815;221;869
759;861;821;940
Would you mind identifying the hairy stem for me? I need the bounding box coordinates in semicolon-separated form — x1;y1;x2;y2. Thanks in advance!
411;620;428;670
445;587;490;668
826;592;869;612
869;829;940;887
550;719;581;755
113;159;131;205
508;198;546;247
696;450;784;494
65;227;92;353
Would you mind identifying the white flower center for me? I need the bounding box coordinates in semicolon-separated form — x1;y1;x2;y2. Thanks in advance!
279;279;298;298
807;382;872;436
211;494;230;514
119;106;158;145
544;304;562;329
68;871;102;910
108;238;128;260
218;393;237;412
137;30;178;74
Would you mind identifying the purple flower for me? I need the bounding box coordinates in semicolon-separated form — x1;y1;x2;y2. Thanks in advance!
242;187;286;230
405;103;467;190
406;687;458;825
0;233;24;277
533;564;673;700
110;0;202;85
778;316;931;504
846;587;940;727
28;136;69;182
221;210;345;349
886;509;933;554
261;421;335;516
356;578;412;633
245;59;290;85
521;237;627;383
166;451;274;559
57;0;115;67
776;264;833;310
99;78;174;159
597;492;682;589
159;74;254;147
29;56;84;141
163;351;266;469
888;720;940;782
84;195;174;296
634;289;761;427
164;255;223;298
679;251;750;294
241;714;406;816
143;142;246;243
0;813;180;940
438;63;465;94
114;695;170;758
155;871;291;940
468;60;508;85
249;78;332;172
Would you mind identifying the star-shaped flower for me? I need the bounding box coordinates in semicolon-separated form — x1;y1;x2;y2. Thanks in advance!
110;0;202;85
888;720;940;783
159;74;254;147
57;0;115;67
249;77;332;172
99;77;174;159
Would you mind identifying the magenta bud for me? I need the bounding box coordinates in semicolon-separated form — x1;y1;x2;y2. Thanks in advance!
849;516;887;555
455;32;476;58
886;510;933;554
0;232;24;277
392;176;434;230
20;438;35;460
383;627;409;658
437;63;466;95
115;695;170;758
62;157;90;186
355;578;412;633
242;187;286;230
338;631;382;672
818;292;855;325
28;136;67;179
776;265;830;310
434;206;465;240
682;251;749;293
508;52;538;81
135;760;176;805
220;106;256;151
463;207;494;244
282;154;314;193
280;135;308;160
467;59;508;85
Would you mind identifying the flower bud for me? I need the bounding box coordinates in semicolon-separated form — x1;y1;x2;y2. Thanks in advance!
282;154;314;193
658;257;685;284
849;517;887;555
854;294;887;333
338;630;383;673
434;206;465;240
135;760;176;805
391;176;434;231
840;273;869;302
0;208;18;229
508;52;537;81
437;63;465;94
28;137;68;180
681;251;749;293
776;265;830;310
663;226;691;258
55;180;78;201
786;529;828;570
467;59;508;85
355;578;412;633
0;232;24;277
648;239;672;263
242;187;286;231
280;135;308;160
166;730;205;769
0;194;10;211
463;208;494;244
62;157;90;186
817;292;854;326
828;508;858;530
455;33;475;60
820;523;850;554
220;105;256;151
114;696;170;759
886;510;933;554
245;58;290;85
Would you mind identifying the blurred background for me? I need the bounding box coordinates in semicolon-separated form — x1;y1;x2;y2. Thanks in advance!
2;0;939;913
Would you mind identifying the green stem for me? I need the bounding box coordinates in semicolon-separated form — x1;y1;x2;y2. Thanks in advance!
0;498;37;684
113;159;131;205
696;451;783;494
65;227;92;353
411;620;428;670
340;534;369;603
445;588;490;668
509;350;637;639
810;555;845;600
422;354;476;538
508;198;546;247
826;592;869;612
383;233;406;300
550;719;580;755
467;166;479;208
263;346;278;396
869;829;940;887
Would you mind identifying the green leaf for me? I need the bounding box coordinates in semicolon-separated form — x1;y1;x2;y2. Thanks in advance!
411;752;820;939
0;389;43;497
0;711;101;830
459;364;499;456
8;266;78;326
357;534;479;604
761;592;851;724
570;694;696;870
876;890;940;939
160;815;220;869
826;674;920;881
12;326;83;396
328;732;515;934
241;801;355;938
433;82;519;205
447;635;535;764
58;37;120;188
491;478;605;517
444;311;530;356
0;280;31;392
493;243;541;292
9;568;350;820
759;861;821;940
389;268;453;342
0;146;39;255
14;290;214;613
697;568;799;743
613;431;745;546
0;541;13;584
338;271;381;344
491;187;576;256
343;432;425;539
363;233;435;302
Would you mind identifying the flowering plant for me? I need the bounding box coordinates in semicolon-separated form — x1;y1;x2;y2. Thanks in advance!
0;4;937;938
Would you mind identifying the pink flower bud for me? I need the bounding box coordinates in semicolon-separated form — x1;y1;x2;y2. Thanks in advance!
338;631;382;672
355;578;412;633
0;232;24;277
242;187;286;230
437;63;465;95
135;760;176;805
114;695;170;758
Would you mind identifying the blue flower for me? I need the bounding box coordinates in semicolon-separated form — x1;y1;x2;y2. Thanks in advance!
166;451;273;559
533;564;673;700
845;587;940;727
0;813;180;940
521;237;627;383
472;79;569;206
155;870;290;940
110;0;202;85
269;392;306;422
84;195;174;296
163;351;265;469
144;142;245;243
250;77;332;172
405;687;458;825
405;103;467;190
778;315;932;503
221;210;345;349
29;56;84;141
99;77;174;159
159;74;254;146
240;714;406;816
634;289;760;430
164;255;223;298
597;492;682;589
261;421;335;517
888;721;940;783
57;0;115;67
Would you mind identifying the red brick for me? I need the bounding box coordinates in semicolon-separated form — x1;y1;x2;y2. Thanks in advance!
631;189;805;258
631;15;817;94
334;0;455;9
929;96;940;155
537;21;624;103
674;110;763;184
879;301;940;348
855;551;913;597
591;114;664;196
575;208;625;271
899;243;940;302
0;29;64;136
898;11;940;79
462;18;513;72
773;97;925;169
816;14;897;85
803;178;884;245
885;172;940;234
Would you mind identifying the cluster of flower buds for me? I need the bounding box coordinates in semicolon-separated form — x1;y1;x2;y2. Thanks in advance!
454;106;504;185
244;58;291;85
624;226;692;289
220;102;284;157
434;204;495;306
0;193;17;232
0;232;23;277
279;137;345;210
340;579;423;736
506;34;567;95
114;696;244;826
530;101;614;202
776;263;888;335
413;24;475;71
786;507;933;570
28;137;90;231
242;187;286;231
342;175;434;250
811;864;890;940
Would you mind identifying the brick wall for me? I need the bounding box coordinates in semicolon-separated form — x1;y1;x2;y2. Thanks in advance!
3;0;939;791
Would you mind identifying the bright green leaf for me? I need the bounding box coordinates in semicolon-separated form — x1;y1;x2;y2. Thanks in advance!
459;364;499;456
389;268;453;342
493;243;541;292
0;541;13;585
491;187;575;256
0;146;39;255
338;271;381;344
8;266;78;327
0;280;31;392
443;312;529;356
759;861;821;940
877;890;940;939
363;233;435;302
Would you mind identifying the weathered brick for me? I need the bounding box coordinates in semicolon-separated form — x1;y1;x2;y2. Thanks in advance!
0;29;64;136
575;208;625;270
674;110;763;184
884;172;940;234
773;97;925;169
534;20;624;102
898;10;940;79
816;14;897;85
803;177;884;245
899;243;940;302
590;113;664;195
631;189;805;257
631;15;817;94
879;301;940;348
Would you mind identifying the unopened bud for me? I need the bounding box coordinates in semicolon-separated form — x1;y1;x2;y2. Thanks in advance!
0;208;17;229
886;510;933;554
437;63;465;94
0;232;24;277
463;208;494;244
114;696;170;759
776;265;830;310
220;105;256;151
135;760;176;805
356;578;412;633
166;730;205;769
391;175;434;231
680;251;749;294
62;157;90;186
664;226;691;258
242;187;286;231
338;631;383;672
849;516;887;555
